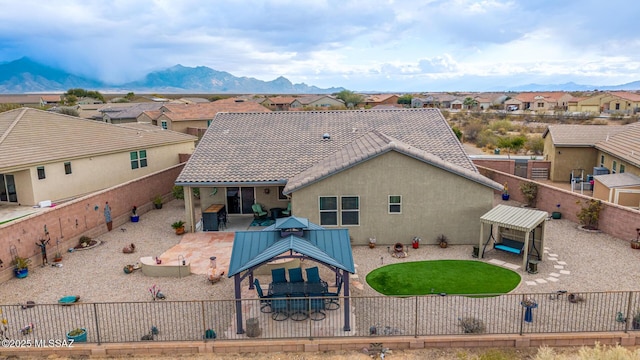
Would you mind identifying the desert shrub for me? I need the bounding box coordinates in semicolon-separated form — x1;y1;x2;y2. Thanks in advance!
451;126;462;141
440;110;450;119
576;199;602;230
520;182;538;207
622;115;637;124
525;137;545;155
462;121;484;142
458;317;485;334
475;129;499;148
609;112;624;120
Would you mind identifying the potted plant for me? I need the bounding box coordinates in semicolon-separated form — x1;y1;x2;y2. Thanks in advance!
552;203;562;219
501;183;510;201
12;256;31;278
78;235;92;248
631;228;640;249
131;205;139;222
66;327;87;342
368;237;376;249
53;251;63;262
437;234;448;248
152;195;163;209
172;220;186;235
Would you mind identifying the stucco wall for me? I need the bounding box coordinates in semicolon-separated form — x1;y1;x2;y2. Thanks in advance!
547;146;598;182
291;151;495;246
0;165;183;283
23;142;194;205
597;150;640;176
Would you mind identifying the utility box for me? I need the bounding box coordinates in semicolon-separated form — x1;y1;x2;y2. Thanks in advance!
527;260;539;274
593;167;609;176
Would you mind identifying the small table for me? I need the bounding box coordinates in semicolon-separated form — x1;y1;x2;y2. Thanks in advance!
270;207;284;220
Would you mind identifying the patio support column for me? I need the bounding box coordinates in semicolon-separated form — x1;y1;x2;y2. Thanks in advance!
478;222;485;258
184;186;195;233
522;232;530;270
234;273;245;334
342;269;351;331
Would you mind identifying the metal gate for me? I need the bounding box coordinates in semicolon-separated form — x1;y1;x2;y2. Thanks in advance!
515;159;528;178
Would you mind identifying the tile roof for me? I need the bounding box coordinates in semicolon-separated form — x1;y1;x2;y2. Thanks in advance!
365;94;397;103
176;109;479;184
608;91;640;102
146;99;270;121
294;95;342;105
101;102;166;119
514;92;568;103
595;122;640;167
0;108;196;170
594;172;640;188
264;96;297;105
542;125;625;146
0;94;43;104
284;130;503;193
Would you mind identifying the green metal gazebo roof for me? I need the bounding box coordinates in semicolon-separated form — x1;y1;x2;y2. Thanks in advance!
228;227;355;276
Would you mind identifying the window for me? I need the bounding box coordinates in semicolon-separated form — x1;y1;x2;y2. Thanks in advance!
600;155;605;167
160;121;167;130
207;119;212;127
615;103;620;110
620;164;625;173
130;150;148;169
37;166;46;180
64;162;72;175
319;196;338;226
612;161;617;174
389;195;402;213
537;102;544;108
277;186;288;200
341;196;360;226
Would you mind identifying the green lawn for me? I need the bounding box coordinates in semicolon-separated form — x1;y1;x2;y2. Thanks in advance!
365;260;521;296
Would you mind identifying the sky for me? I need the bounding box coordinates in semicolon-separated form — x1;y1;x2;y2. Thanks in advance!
0;0;639;92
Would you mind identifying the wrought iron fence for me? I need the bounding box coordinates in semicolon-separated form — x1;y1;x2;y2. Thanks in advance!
2;291;639;343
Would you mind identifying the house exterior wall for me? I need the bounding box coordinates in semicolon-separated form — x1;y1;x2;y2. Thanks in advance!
596;150;640;175
169;119;207;133
22;142;194;205
543;136;598;182
290;151;494;246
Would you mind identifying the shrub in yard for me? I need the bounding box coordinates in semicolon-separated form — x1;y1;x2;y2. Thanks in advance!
576;199;602;230
520;182;538;207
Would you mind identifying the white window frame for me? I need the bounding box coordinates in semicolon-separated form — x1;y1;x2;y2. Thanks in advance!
388;195;402;214
612;160;617;174
319;196;338;226
160;121;167;130
620;164;625;174
340;196;360;226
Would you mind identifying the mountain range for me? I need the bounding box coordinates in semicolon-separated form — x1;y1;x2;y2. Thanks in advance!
0;57;639;94
0;57;344;94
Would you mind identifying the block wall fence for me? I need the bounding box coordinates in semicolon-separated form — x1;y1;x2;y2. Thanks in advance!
476;165;640;242
0;164;184;283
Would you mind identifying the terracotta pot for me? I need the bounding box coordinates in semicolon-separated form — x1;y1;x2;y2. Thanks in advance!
368;243;375;249
631;241;640;249
175;226;185;235
439;242;448;248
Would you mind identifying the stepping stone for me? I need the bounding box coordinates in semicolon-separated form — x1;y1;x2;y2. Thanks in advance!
503;263;520;270
546;277;559;282
351;274;359;279
535;278;548;284
544;247;550;250
549;253;558;257
547;257;558;261
557;261;567;265
549;273;561;277
351;281;364;290
559;270;570;275
554;265;564;269
488;259;506;265
525;281;538;286
543;250;549;253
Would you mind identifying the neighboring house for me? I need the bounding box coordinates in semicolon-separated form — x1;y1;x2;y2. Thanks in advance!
450;99;464;110
290;95;344;109
100;102;168;124
435;94;458;109
411;96;436;108
261;96;297;111
40;95;62;107
602;91;640;114
361;94;399;108
0;108;196;206
542;125;625;182
505;92;572;111
138;98;271;134
0;94;46;107
176;109;502;245
474;96;492;111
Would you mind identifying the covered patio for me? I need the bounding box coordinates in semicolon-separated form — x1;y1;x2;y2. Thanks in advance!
227;216;355;334
479;204;548;271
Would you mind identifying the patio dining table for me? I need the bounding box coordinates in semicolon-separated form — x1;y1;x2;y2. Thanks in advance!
268;281;328;297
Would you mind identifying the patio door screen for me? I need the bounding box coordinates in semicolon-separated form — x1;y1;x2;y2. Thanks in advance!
0;174;17;203
226;187;255;214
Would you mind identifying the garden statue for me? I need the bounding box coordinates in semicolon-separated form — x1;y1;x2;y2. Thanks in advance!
36;236;50;266
104;202;112;231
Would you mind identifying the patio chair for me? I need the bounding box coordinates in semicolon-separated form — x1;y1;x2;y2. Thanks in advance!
325;277;343;310
253;278;272;313
288;293;309;321
251;203;268;219
308;293;326;321
288;267;304;283
281;202;291;216
271;268;288;284
305;266;321;284
270;296;289;321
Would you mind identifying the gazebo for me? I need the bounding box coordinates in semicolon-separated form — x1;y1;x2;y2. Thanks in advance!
479;205;548;270
227;216;355;334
